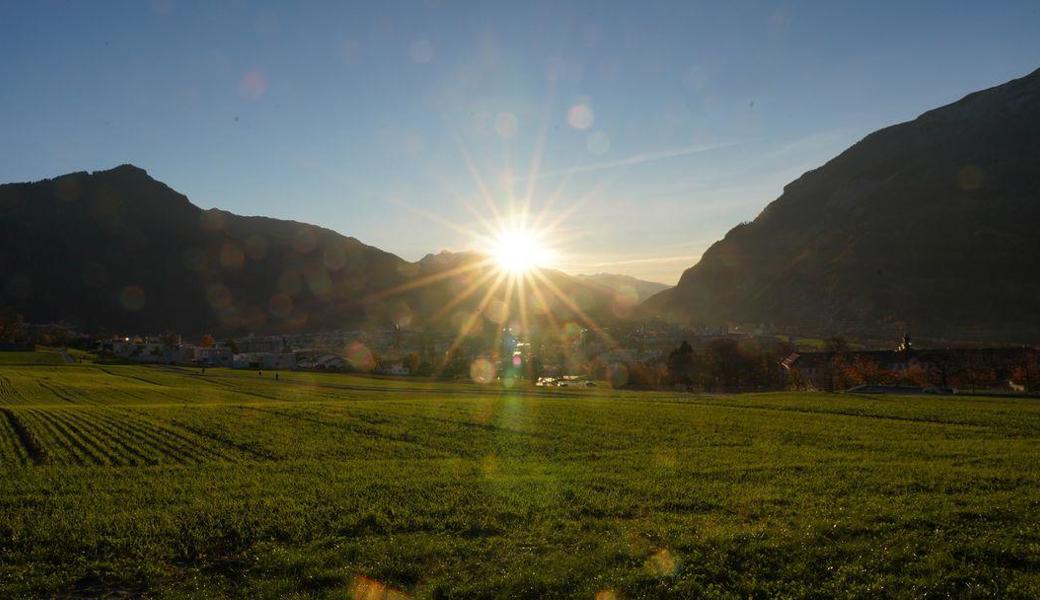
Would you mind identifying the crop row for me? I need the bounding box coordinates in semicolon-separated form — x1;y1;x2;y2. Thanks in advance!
0;375;27;406
0;373;100;407
0;369;198;407
0;408;36;465
0;407;261;467
37;379;106;406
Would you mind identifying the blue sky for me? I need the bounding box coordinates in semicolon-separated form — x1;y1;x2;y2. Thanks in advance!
2;1;1039;283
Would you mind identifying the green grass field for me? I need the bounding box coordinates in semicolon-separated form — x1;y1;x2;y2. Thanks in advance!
0;347;69;366
1;360;1039;598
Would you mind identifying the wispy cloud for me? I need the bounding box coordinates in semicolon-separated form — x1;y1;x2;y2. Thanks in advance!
577;254;704;267
528;140;752;181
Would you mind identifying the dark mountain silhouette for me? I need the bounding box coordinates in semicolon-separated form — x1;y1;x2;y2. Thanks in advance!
0;165;616;335
643;68;1040;341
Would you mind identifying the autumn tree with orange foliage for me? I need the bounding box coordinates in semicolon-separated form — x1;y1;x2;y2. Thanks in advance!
843;357;896;386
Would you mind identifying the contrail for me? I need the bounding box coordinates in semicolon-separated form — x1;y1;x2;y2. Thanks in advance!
595;254;702;266
566;254;703;269
528;140;750;181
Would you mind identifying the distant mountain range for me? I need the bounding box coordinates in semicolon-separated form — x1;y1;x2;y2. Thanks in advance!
644;67;1040;342
0;166;662;335
574;273;669;303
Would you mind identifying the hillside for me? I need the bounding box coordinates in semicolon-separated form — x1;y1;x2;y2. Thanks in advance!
0;166;615;335
574;273;670;303
644;68;1040;341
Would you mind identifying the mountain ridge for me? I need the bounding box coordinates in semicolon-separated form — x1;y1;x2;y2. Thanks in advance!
0;166;626;335
643;67;1040;341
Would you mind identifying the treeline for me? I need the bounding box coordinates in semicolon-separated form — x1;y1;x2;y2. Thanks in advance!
611;337;796;391
632;336;1040;393
0;309;71;348
804;349;1040;393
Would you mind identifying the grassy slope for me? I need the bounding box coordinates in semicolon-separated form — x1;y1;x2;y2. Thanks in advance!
0;348;67;366
1;365;1039;598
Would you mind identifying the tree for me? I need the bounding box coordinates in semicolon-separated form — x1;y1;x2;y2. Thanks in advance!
618;361;663;389
821;337;850;392
742;338;794;390
526;355;545;381
37;325;71;347
666;341;697;386
402;352;422;374
415;360;433;377
899;364;930;386
924;352;956;388
199;334;216;348
438;349;470;379
703;338;748;391
1012;352;1040;392
0;308;25;343
952;365;998;393
844;358;892;386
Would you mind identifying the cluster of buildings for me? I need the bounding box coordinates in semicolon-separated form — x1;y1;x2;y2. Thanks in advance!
91;323;524;375
93;322;594;379
95;330;403;373
97;337;197;364
82;320;1040;394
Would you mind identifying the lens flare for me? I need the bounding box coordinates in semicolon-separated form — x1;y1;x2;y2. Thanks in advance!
469;357;496;384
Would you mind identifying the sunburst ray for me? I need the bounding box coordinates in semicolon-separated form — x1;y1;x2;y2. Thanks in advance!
364;256;494;304
427;267;500;324
432;270;509;379
529;267;618;351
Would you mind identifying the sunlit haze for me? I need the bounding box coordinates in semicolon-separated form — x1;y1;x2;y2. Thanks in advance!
2;1;1039;283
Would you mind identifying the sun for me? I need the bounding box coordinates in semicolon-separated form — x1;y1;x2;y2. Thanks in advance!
491;228;554;274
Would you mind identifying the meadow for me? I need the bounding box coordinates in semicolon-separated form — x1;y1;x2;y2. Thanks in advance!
1;355;1039;598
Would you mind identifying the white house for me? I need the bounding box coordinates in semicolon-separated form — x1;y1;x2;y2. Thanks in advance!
233;352;296;370
196;346;233;367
